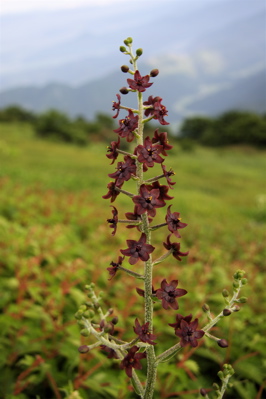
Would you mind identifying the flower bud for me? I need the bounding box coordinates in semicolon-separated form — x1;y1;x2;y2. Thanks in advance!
199;388;207;396
150;69;159;77
217;339;228;348
136;48;143;56
120;46;127;53
74;311;83;320
241;278;248;285
80;328;90;337
78;345;90;353
238;297;247;303
111;316;119;325
124;37;133;45
202;303;210;312
120;87;129;95
121;65;129;73
232;305;240;312
223;308;231;316
222;289;229;297
218;370;224;380
213;383;219;391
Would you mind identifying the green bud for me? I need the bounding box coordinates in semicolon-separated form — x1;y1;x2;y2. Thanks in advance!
77;320;86;327
218;370;224;380
79;305;87;311
213;383;219;391
125;36;133;44
80;328;90;337
241;278;248;285
120;46;126;52
83;311;91;319
136;48;143;56
238;297;247;303
74;311;83;320
233;281;240;289
202;303;210;312
84;285;90;290
222;289;229;297
233;270;245;280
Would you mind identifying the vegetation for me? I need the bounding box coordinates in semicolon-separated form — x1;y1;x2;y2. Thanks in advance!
0;122;265;398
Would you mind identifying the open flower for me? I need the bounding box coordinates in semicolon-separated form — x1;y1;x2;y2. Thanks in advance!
163;235;189;261
136;136;164;168
169;313;193;330
133;319;157;345
161;164;176;188
156;279;187;310
165;205;187;237
107;255;124;280
175;318;205;348
125;206;142;230
120;233;155;265
102;181;122;202
147;181;174;202
120;346;146;378
106;137;120;164
114;109;139;142
143;96;169;125
127;70;153;92
108;156;136;186
112;94;121;118
107;206;118;236
133;184;165;217
151;129;173;156
101;345;119;359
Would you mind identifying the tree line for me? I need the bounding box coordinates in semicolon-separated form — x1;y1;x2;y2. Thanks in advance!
0;105;265;147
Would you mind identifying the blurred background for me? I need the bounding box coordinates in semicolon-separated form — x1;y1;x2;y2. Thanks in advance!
0;1;266;399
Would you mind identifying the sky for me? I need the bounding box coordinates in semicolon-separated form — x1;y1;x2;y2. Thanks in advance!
0;0;136;14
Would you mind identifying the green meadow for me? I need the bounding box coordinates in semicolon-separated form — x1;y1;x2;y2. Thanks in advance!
0;122;265;399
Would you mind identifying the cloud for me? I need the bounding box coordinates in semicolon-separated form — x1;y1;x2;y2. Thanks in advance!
146;53;197;77
196;50;225;75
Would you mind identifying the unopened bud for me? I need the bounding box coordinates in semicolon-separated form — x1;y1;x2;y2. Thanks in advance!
213;383;219;391
202;303;210;312
74;311;83;320
121;65;129;73
223;309;231;316
218;370;224;380
120;46;127;53
150;68;159;77
80;328;90;337
78;345;90;354
241;278;248;285
120;87;129;95
124;37;133;45
222;289;229;297
232;305;240;312
238;297;247;303
136;48;143;56
108;308;114;315
218;339;228;348
111;316;119;325
199;388;207;396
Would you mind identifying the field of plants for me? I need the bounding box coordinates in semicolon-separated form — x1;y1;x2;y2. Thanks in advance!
0;122;266;399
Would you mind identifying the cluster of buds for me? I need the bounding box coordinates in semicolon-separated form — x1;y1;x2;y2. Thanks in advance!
76;38;248;398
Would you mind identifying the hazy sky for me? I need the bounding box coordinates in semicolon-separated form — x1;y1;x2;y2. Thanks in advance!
0;0;126;14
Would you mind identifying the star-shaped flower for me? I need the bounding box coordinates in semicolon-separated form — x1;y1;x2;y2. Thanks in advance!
114;109;139;142
133;184;165;218
127;70;153;92
151;129;173;156
120;346;146;378
120;233;155;265
163;235;189;261
156;279;187;310
108;156;136;186
102;181;122;202
175;318;205;348
107;255;124;280
136;136;164;168
165;205;187;237
106;137;120;164
133;319;157;345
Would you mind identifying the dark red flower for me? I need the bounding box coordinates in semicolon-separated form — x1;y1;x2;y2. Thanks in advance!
120;233;155;265
136;285;158;298
156;279;187;310
107;206;118;236
127;70;153;92
107;255;124;280
106;137;120;164
114;109;139;142
125;206;142;230
147;181;174;202
101;345;119;359
136;136;164;168
112;94;121;118
133;184;165;217
151;129;173;156
165;205;187;237
102;181;122;202
143;96;169;125
161;164;176;188
133;319;157;345
175;318;205;347
169;313;193;330
163;235;189;261
120;346;146;378
108;156;136;186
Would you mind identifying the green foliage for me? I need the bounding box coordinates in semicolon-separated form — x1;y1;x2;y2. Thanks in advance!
0;105;36;123
179;110;266;147
0;123;266;398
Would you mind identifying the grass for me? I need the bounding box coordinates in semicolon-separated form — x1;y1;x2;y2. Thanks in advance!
0;122;266;399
